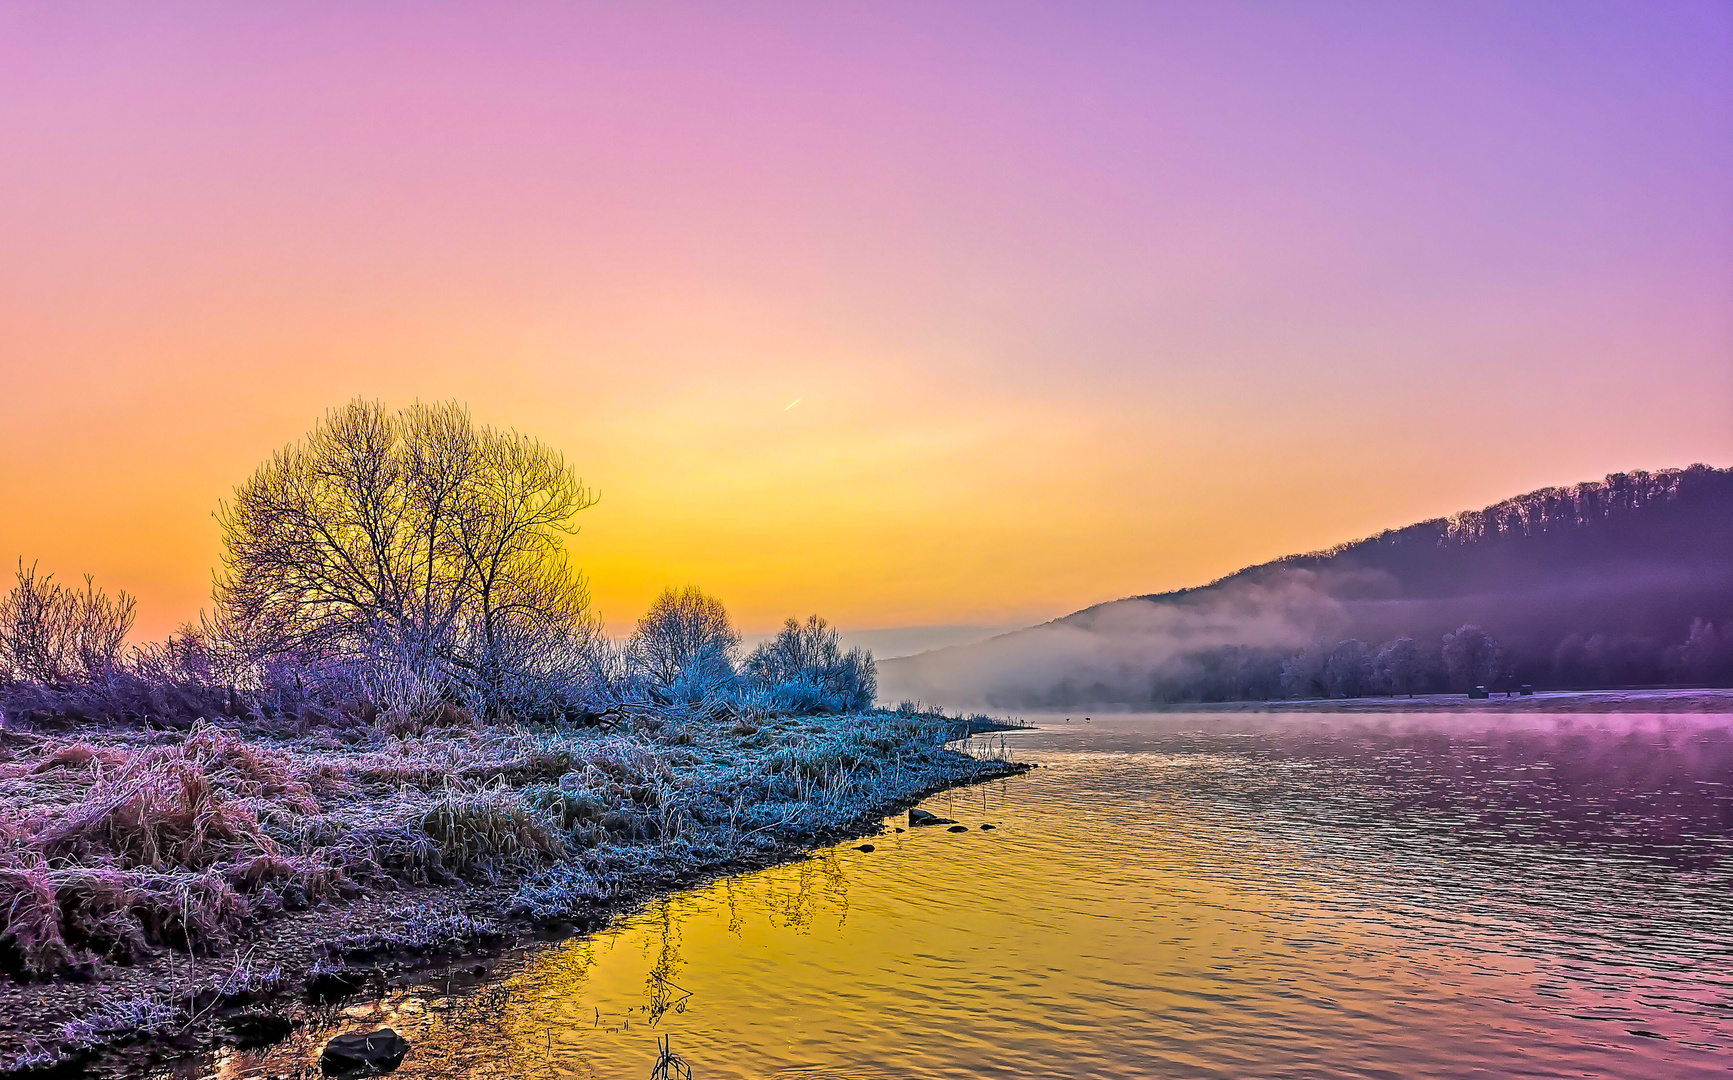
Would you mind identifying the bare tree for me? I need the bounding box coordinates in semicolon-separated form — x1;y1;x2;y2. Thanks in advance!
214;399;597;711
628;586;739;697
0;562;136;684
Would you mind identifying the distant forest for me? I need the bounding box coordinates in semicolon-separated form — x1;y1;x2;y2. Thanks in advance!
1152;464;1733;702
880;465;1733;706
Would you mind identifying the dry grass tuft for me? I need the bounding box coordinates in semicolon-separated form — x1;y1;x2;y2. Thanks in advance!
0;866;77;977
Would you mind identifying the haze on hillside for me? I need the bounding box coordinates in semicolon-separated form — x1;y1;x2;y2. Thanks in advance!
880;466;1733;707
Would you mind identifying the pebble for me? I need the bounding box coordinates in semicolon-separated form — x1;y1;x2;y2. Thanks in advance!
342;1004;376;1019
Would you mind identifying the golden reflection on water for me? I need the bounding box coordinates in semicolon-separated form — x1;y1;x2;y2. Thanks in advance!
215;714;1733;1080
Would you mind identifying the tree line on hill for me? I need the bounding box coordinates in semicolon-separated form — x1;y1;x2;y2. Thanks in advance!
883;464;1733;708
0;399;873;731
1147;618;1733;704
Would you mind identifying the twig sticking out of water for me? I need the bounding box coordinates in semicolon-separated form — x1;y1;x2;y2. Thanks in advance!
651;1034;692;1080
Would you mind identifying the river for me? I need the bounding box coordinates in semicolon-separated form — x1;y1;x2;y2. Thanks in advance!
206;711;1733;1079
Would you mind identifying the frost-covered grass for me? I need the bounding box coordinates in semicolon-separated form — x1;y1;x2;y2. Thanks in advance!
0;705;1011;985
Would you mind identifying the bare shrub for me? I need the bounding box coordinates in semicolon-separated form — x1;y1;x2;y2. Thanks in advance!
0;563;136;685
743;616;876;713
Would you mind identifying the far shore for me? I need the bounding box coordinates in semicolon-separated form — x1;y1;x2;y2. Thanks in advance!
1125;687;1733;714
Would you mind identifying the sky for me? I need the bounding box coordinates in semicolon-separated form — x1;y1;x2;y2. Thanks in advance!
2;1;1730;645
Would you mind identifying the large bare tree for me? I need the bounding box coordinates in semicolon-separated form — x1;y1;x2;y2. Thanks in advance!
214;399;597;708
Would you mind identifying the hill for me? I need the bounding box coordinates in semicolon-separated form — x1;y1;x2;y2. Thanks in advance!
880;465;1733;707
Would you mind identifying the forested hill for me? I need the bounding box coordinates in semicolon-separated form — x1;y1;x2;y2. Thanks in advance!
879;465;1733;707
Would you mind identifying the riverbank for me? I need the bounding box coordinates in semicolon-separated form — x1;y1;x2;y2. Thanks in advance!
0;706;1027;1074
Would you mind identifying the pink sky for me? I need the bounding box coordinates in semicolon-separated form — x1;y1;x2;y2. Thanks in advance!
2;2;1729;640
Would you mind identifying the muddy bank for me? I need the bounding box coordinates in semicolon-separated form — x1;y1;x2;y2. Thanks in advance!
0;707;1027;1075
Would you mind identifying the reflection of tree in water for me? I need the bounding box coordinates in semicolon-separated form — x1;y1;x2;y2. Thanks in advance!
768;857;816;932
760;847;851;932
477;936;605;1080
818;848;849;928
723;875;743;937
642;899;692;1025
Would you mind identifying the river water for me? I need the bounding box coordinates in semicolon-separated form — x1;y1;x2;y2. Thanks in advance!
215;711;1733;1079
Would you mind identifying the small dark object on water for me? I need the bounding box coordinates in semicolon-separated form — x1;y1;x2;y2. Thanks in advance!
854;844;875;852
320;1028;410;1075
947;825;969;833
895;827;905;833
909;808;956;827
980;824;995;830
226;1011;295;1048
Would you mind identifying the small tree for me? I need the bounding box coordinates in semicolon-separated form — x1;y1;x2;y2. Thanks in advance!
744;615;875;713
1442;624;1504;692
628;586;739;700
1373;636;1424;697
0;562;136;684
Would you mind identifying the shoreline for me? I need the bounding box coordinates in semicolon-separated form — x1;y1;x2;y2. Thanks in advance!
0;709;1030;1075
1000;687;1733;716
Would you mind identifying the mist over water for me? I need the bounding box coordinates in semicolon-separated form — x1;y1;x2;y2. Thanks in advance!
212;711;1733;1080
879;571;1346;704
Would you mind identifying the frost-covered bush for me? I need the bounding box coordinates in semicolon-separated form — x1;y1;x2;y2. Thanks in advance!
627;586;740;705
743;616;875;713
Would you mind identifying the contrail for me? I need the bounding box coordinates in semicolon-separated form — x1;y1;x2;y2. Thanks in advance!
784;397;801;411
